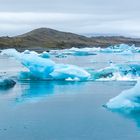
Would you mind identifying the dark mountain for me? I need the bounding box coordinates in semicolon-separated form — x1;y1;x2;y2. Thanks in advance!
0;28;140;51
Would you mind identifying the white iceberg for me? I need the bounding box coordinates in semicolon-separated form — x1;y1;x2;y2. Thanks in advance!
2;49;50;59
100;44;138;54
68;47;97;56
50;64;90;81
1;48;20;58
50;47;98;56
23;50;50;58
49;44;139;56
105;80;140;111
23;50;38;55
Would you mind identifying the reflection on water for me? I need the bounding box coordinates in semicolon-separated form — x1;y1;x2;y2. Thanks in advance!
6;79;140;128
14;81;85;104
0;80;140;139
111;109;140;130
15;81;55;103
128;111;140;129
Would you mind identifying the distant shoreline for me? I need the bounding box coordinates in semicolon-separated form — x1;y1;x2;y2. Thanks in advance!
0;28;140;52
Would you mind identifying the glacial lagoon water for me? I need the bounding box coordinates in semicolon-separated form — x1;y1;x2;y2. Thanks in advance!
1;51;140;140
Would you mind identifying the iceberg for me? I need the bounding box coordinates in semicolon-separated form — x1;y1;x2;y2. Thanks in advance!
50;47;98;56
100;44;136;53
20;54;55;79
39;51;50;58
90;63;140;81
23;50;50;58
1;48;20;58
105;80;140;111
23;50;38;55
68;47;97;56
2;47;140;82
0;78;16;89
2;49;50;59
49;44;139;56
1;49;90;81
50;64;90;81
117;50;133;55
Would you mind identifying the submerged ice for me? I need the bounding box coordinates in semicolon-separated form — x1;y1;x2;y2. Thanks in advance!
0;78;16;89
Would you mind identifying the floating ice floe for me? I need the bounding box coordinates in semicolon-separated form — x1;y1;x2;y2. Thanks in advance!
49;44;140;57
68;47;97;56
90;63;140;81
50;47;98;56
100;44;137;54
1;49;50;59
1;47;140;81
23;50;38;55
1;49;90;81
117;50;133;55
0;78;16;89
38;51;50;58
23;50;50;58
1;48;20;57
3;44;138;60
105;80;140;111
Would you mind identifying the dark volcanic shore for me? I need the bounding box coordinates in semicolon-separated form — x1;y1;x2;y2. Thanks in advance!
0;28;140;51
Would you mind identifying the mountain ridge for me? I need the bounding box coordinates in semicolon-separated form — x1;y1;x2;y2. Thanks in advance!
0;28;140;51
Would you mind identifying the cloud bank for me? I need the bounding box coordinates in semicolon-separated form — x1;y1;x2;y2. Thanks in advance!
0;0;140;37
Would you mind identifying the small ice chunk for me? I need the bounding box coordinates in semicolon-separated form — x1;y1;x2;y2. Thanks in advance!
39;51;50;58
1;48;20;57
0;78;16;89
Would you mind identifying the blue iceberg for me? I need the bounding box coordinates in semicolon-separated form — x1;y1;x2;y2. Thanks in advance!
39;51;50;58
1;49;90;81
2;47;140;82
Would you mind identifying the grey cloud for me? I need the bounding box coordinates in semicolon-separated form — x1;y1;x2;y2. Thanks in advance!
0;0;140;14
0;0;140;37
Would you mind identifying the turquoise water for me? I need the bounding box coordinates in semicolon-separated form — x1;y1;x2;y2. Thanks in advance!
0;54;140;140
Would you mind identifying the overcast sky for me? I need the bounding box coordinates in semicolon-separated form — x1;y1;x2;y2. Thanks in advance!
0;0;140;37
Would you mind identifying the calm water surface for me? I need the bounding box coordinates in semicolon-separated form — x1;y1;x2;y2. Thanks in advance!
0;53;140;140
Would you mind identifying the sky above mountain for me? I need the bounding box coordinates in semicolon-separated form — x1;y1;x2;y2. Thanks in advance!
0;0;140;37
